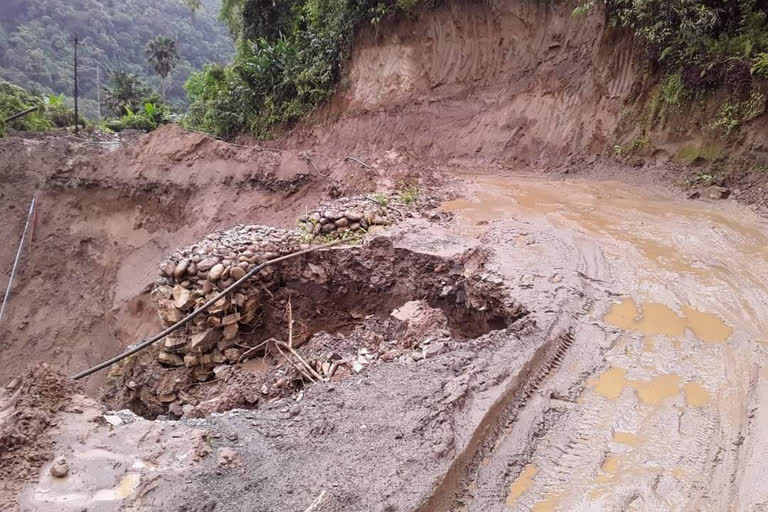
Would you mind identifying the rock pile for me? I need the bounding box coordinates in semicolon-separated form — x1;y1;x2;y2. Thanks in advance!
296;195;401;239
152;225;304;382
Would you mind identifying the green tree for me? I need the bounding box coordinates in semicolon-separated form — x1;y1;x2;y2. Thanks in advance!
104;72;150;117
145;36;181;101
0;0;233;116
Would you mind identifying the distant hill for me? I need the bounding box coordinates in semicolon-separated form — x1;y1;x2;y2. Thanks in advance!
0;0;233;118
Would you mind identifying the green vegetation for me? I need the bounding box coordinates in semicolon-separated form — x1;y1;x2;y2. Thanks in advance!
106;102;172;133
709;91;767;135
0;81;51;136
660;73;686;106
574;1;768;72
0;80;86;136
0;0;232;118
99;71;172;132
370;193;389;207
398;183;420;205
674;143;724;164
753;52;768;77
103;72;151;117
579;0;768;149
145;36;181;102
184;0;435;138
0;77;167;136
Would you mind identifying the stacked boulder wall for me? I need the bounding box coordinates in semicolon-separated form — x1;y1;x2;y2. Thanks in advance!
102;230;527;419
293;0;641;166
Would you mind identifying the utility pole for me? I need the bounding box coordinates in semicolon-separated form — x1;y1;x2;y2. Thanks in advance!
72;35;84;133
96;62;101;121
73;34;79;133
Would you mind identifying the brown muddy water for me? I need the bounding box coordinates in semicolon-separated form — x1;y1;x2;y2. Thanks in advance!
443;176;768;511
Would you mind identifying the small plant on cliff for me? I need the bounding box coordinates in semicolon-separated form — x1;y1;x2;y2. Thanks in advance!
660;73;686;105
371;193;390;206
398;183;420;205
709;91;766;135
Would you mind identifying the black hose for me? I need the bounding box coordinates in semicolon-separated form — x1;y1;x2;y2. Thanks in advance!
3;106;39;124
71;239;346;380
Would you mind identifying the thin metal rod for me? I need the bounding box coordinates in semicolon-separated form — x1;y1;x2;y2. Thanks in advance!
0;197;36;323
71;239;346;380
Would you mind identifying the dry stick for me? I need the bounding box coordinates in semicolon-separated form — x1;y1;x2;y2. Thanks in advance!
274;341;316;384
278;301;325;382
345;156;371;169
277;340;325;382
71;239;348;380
364;196;405;221
304;490;326;512
287;298;294;348
302;155;330;178
237;338;274;364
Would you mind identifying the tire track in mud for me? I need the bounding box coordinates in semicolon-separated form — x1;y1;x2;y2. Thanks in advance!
415;331;575;512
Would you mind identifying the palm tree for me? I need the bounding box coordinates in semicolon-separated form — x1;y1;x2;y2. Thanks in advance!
145;36;180;102
103;72;149;116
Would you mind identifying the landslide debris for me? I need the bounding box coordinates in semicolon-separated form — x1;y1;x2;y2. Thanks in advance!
0;365;79;511
102;224;526;419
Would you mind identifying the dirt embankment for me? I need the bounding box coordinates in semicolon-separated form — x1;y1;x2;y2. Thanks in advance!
287;1;641;168
279;0;768;207
0;127;411;395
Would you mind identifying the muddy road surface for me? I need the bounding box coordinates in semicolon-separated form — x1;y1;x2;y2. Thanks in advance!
437;176;768;511
8;172;768;512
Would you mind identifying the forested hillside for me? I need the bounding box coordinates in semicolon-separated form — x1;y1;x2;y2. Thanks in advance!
0;0;233;118
183;0;768;140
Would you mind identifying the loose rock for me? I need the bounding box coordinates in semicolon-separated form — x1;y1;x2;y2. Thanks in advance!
208;263;225;282
50;457;69;478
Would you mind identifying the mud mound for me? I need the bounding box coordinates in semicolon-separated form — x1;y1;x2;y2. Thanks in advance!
0;364;79;511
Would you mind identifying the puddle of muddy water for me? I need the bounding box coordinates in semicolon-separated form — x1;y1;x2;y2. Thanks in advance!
443;177;768;335
682;381;710;407
93;473;140;501
603;298;732;344
590;367;627;400
505;464;538;507
589;367;709;408
629;374;681;405
532;492;561;512
612;431;639;446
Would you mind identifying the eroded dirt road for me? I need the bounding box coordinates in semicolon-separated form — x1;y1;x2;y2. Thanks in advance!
9;172;768;512
440;176;768;511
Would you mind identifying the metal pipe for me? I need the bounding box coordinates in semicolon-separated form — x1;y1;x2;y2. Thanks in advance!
0;197;36;323
71;239;347;380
